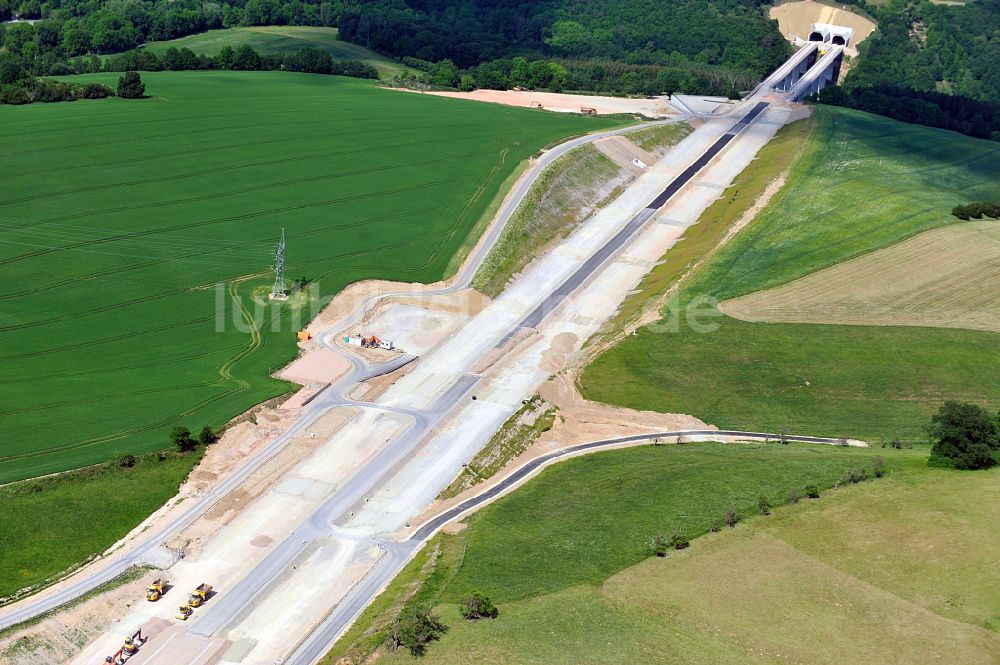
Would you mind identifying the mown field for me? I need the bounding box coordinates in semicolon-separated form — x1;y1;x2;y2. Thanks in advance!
0;71;620;485
580;106;1000;440
377;444;999;665
721;220;1000;332
144;26;411;77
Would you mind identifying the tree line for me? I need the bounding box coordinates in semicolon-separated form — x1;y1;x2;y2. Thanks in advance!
1;43;377;105
816;84;1000;141
101;44;377;78
396;54;758;98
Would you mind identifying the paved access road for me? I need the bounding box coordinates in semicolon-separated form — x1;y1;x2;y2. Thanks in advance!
0;119;668;636
282;101;779;665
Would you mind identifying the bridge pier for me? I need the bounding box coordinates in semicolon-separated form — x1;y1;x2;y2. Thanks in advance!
774;50;817;92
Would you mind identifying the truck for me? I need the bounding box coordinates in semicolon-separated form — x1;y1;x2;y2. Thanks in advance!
145;578;168;602
187;583;212;608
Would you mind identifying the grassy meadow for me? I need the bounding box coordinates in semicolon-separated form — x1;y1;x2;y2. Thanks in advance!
0;71;620;485
340;441;1000;664
144;26;412;77
580;107;1000;440
0;451;198;598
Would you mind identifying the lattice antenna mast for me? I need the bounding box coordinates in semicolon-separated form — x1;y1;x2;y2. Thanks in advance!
269;228;287;300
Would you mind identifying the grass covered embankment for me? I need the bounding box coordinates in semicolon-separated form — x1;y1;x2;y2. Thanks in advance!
472;121;690;297
329;441;1000;664
379;445;1000;665
580;106;1000;440
0;452;198;599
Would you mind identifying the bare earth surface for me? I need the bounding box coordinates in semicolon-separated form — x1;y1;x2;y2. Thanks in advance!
401;89;675;117
770;0;876;56
720;221;1000;333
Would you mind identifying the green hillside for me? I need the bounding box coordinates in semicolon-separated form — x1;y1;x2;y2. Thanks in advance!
144;26;413;77
580;106;1000;441
0;70;620;484
373;444;1000;665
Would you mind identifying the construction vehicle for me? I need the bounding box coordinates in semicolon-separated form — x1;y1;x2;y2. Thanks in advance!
297;330;312;341
580;106;597;115
344;334;395;351
145;578;168;601
104;629;143;663
176;604;193;621
187;583;212;608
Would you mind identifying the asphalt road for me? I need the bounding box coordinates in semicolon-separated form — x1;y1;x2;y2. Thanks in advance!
286;428;850;665
497;101;769;347
284;100;780;665
2;50;818;663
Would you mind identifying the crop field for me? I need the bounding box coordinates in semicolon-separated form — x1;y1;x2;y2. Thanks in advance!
0;71;620;485
370;444;999;665
144;26;411;77
581;107;1000;440
349;441;1000;665
721;220;1000;332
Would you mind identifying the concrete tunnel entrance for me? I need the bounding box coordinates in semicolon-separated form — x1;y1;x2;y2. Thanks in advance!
809;31;825;41
831;35;846;45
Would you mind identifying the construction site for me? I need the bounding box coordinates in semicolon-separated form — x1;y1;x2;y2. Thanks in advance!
0;35;855;665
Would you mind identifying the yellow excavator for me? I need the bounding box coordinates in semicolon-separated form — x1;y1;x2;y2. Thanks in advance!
187;583;212;608
176;605;193;621
145;579;168;602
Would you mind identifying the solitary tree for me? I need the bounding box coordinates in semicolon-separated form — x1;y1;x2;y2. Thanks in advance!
115;451;137;468
459;591;498;620
928;401;999;470
725;506;739;528
758;495;771;515
872;456;887;478
170;426;196;452
804;484;820;499
117;70;144;99
388;608;447;656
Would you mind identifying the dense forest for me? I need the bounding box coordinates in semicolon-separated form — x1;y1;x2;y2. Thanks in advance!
844;0;1000;106
0;0;997;132
0;0;790;97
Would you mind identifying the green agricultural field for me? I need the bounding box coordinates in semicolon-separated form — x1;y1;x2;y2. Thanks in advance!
379;445;999;665
0;71;621;485
581;107;1000;440
144;26;412;77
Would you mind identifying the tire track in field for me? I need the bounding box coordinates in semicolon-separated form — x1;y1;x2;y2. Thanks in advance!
0;117;405;181
2;107;376;156
0;379;222;417
0;283;265;463
0;205;445;302
17;149;482;232
0;347;225;384
0;236;414;332
0;135;467;209
0;315;213;361
0;179;451;272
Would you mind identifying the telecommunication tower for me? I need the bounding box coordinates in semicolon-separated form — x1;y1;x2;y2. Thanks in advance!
269;228;288;301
